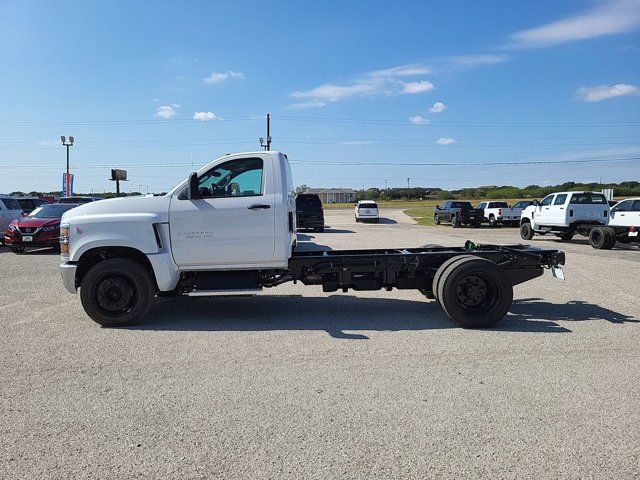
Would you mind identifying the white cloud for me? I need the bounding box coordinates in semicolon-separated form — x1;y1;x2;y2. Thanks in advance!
203;70;244;84
369;64;430;77
290;63;434;107
287;100;328;109
436;137;456;145
409;115;430;125
155;104;179;119
576;83;640;101
193;111;217;121
509;0;640;48
429;101;447;113
401;80;435;94
446;54;511;68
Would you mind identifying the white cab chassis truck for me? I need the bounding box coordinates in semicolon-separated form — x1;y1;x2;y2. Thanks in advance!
587;198;640;250
520;191;610;242
59;151;565;329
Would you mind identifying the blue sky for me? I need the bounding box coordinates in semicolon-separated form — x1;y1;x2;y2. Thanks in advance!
0;0;639;193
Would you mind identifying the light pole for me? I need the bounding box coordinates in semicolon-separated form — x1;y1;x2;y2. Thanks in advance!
138;184;143;195
60;136;74;175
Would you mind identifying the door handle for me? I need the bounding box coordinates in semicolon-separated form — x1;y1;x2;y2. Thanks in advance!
247;204;271;210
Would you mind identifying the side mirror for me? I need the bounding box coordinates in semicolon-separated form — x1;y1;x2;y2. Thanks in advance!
187;172;201;200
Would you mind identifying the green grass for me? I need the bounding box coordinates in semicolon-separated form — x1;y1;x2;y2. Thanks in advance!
403;206;437;226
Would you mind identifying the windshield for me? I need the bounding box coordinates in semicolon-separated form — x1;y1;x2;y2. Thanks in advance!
1;198;22;210
296;195;322;208
451;202;472;209
569;193;607;204
28;204;77;219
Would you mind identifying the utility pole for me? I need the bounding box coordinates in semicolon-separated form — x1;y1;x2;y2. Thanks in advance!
384;179;388;190
406;177;410;189
259;113;272;151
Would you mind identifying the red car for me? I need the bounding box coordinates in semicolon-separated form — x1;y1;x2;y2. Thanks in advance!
4;203;79;253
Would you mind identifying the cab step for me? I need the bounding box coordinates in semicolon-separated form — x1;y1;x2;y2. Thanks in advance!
185;288;262;297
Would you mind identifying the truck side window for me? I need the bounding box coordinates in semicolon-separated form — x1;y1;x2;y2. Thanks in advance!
553;194;567;205
198;158;263;198
540;195;554;206
631;200;640;212
612;200;631;212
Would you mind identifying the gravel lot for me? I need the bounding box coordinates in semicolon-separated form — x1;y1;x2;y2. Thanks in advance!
2;208;639;479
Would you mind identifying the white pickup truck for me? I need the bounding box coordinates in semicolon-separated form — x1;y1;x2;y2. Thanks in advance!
587;197;640;249
59;151;565;329
474;201;522;227
520;191;610;241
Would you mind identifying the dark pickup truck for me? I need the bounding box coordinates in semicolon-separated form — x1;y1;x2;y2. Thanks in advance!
434;201;484;228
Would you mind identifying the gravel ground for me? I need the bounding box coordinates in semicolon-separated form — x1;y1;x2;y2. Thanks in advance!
1;209;639;479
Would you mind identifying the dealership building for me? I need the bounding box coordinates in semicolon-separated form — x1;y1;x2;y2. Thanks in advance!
304;188;356;204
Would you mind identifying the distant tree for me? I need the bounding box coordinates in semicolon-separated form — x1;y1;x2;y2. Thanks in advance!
10;191;25;196
295;184;309;194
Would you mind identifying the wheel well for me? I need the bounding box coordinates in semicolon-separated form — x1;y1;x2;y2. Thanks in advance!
520;217;531;225
75;246;157;290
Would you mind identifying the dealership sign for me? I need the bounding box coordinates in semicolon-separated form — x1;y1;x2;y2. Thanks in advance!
62;173;74;197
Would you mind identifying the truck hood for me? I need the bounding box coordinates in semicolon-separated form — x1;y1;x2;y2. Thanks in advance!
61;195;171;224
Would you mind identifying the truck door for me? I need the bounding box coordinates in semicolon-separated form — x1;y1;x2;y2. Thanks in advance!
169;156;276;267
548;193;568;225
610;200;633;226
534;194;555;226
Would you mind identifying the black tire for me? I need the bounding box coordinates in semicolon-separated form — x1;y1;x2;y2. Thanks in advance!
355;217;359;223
520;222;534;240
451;214;459;228
472;222;482;228
437;256;513;328
603;227;617;249
589;227;608;249
489;216;497;228
558;232;574;241
315;226;324;233
10;246;25;254
434;214;441;225
80;258;156;327
432;255;473;304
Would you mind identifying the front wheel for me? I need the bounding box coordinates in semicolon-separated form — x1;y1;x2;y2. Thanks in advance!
520;222;534;240
434;214;441;225
80;258;156;327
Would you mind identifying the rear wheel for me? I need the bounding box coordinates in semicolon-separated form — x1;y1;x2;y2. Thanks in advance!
451;214;459;228
520;222;534;240
489;216;497;228
589;227;610;249
80;258;155;327
10;246;25;254
432;255;472;305
437;256;513;328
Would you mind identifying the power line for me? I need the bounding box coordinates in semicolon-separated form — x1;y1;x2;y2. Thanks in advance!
1;156;638;170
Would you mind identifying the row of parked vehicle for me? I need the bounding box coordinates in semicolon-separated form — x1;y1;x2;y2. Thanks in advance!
1;196;101;253
519;191;639;250
433;200;535;228
434;191;639;250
